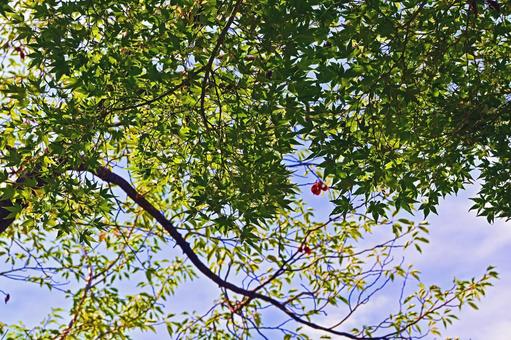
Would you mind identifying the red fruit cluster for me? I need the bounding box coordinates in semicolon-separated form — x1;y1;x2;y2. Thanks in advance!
298;244;312;255
310;180;328;195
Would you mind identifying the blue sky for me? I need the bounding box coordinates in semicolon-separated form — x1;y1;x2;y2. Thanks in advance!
416;186;511;340
1;180;510;339
298;181;511;339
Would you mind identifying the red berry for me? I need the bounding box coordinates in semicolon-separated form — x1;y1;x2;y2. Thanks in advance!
298;244;312;255
311;180;327;195
311;182;321;195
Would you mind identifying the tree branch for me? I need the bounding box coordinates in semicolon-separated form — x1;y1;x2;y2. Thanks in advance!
0;199;15;234
58;261;94;340
107;67;204;112
91;166;367;339
0;164;374;338
199;0;244;129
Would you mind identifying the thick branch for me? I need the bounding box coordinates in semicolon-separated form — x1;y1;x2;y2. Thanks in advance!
0;169;41;234
0;199;15;234
92;166;367;339
0;165;371;339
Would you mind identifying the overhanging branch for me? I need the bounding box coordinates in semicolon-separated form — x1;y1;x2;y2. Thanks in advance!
0;164;372;339
92;166;367;339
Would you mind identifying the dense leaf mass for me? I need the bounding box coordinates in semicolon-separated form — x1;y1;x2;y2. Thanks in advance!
0;0;509;338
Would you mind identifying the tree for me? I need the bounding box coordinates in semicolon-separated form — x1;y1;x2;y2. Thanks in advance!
0;0;509;338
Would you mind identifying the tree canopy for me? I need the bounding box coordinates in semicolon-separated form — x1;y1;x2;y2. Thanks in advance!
0;0;509;338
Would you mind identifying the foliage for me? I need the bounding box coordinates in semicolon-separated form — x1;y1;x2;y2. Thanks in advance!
0;0;509;338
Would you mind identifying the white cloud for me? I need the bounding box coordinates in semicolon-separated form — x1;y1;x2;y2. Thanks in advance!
443;276;511;339
406;185;511;339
